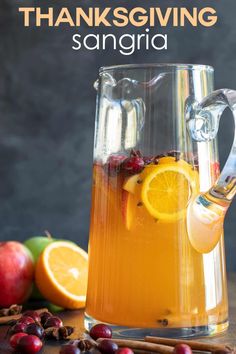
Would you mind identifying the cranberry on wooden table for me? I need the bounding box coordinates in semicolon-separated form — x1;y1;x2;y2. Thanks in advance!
18;316;35;325
9;333;28;349
10;322;27;334
26;323;45;339
116;348;134;354
98;339;119;354
23;310;41;323
60;344;81;354
17;335;43;354
174;344;193;354
89;323;112;340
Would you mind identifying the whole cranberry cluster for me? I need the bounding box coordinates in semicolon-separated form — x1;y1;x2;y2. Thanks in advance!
8;310;64;353
104;150;146;177
8;316;194;354
104;149;185;177
60;323;134;354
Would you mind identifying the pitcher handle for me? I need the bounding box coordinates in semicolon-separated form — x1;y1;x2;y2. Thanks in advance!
186;89;236;253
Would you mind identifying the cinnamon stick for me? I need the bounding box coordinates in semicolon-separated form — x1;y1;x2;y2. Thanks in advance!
0;308;48;325
97;338;174;353
145;336;233;353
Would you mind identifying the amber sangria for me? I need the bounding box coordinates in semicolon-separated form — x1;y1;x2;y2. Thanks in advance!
85;64;234;338
86;149;227;336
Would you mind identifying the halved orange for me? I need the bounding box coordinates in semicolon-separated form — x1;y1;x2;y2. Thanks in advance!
35;241;88;309
141;162;198;222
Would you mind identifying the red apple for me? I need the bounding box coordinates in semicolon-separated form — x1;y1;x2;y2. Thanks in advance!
0;241;34;307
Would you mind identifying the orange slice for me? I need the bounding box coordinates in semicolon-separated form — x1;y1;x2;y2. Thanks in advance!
158;156;196;172
35;241;88;309
139;157;194;179
141;162;197;222
158;156;177;165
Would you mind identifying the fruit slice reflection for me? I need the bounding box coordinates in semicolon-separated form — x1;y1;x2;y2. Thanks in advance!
187;194;225;253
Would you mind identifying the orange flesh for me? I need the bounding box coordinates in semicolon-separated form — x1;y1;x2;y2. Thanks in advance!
143;168;191;218
86;163;228;329
48;246;88;296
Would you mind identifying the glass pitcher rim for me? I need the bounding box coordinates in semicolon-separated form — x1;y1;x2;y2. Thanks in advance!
99;63;214;73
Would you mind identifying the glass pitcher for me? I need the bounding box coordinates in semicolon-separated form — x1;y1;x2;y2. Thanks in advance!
85;64;236;338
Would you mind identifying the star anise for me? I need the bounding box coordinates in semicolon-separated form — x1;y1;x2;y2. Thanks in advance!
0;304;22;317
44;325;74;340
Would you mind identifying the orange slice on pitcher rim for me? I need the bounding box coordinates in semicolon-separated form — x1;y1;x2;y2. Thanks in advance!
35;241;88;309
141;162;197;222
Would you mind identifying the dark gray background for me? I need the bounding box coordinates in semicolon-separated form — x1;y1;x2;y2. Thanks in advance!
0;1;235;268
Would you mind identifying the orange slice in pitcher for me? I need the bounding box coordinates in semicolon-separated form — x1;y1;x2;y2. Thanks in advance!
141;162;196;222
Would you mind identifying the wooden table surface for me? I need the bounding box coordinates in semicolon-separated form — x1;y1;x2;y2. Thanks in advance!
1;274;236;353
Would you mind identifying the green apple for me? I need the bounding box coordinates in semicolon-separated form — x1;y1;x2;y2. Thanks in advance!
24;231;77;262
24;233;54;262
24;231;55;300
48;302;64;313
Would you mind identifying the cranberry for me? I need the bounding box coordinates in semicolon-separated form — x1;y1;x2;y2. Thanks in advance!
10;322;27;334
173;344;192;354
98;340;118;354
105;155;126;176
60;344;81;354
89;323;112;340
44;316;63;329
26;323;44;339
121;156;144;175
18;316;35;325
9;333;28;349
116;348;134;354
23;310;41;323
17;335;43;354
40;311;52;326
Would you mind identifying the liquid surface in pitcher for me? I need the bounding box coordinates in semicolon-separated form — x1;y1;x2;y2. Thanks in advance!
86;151;228;330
